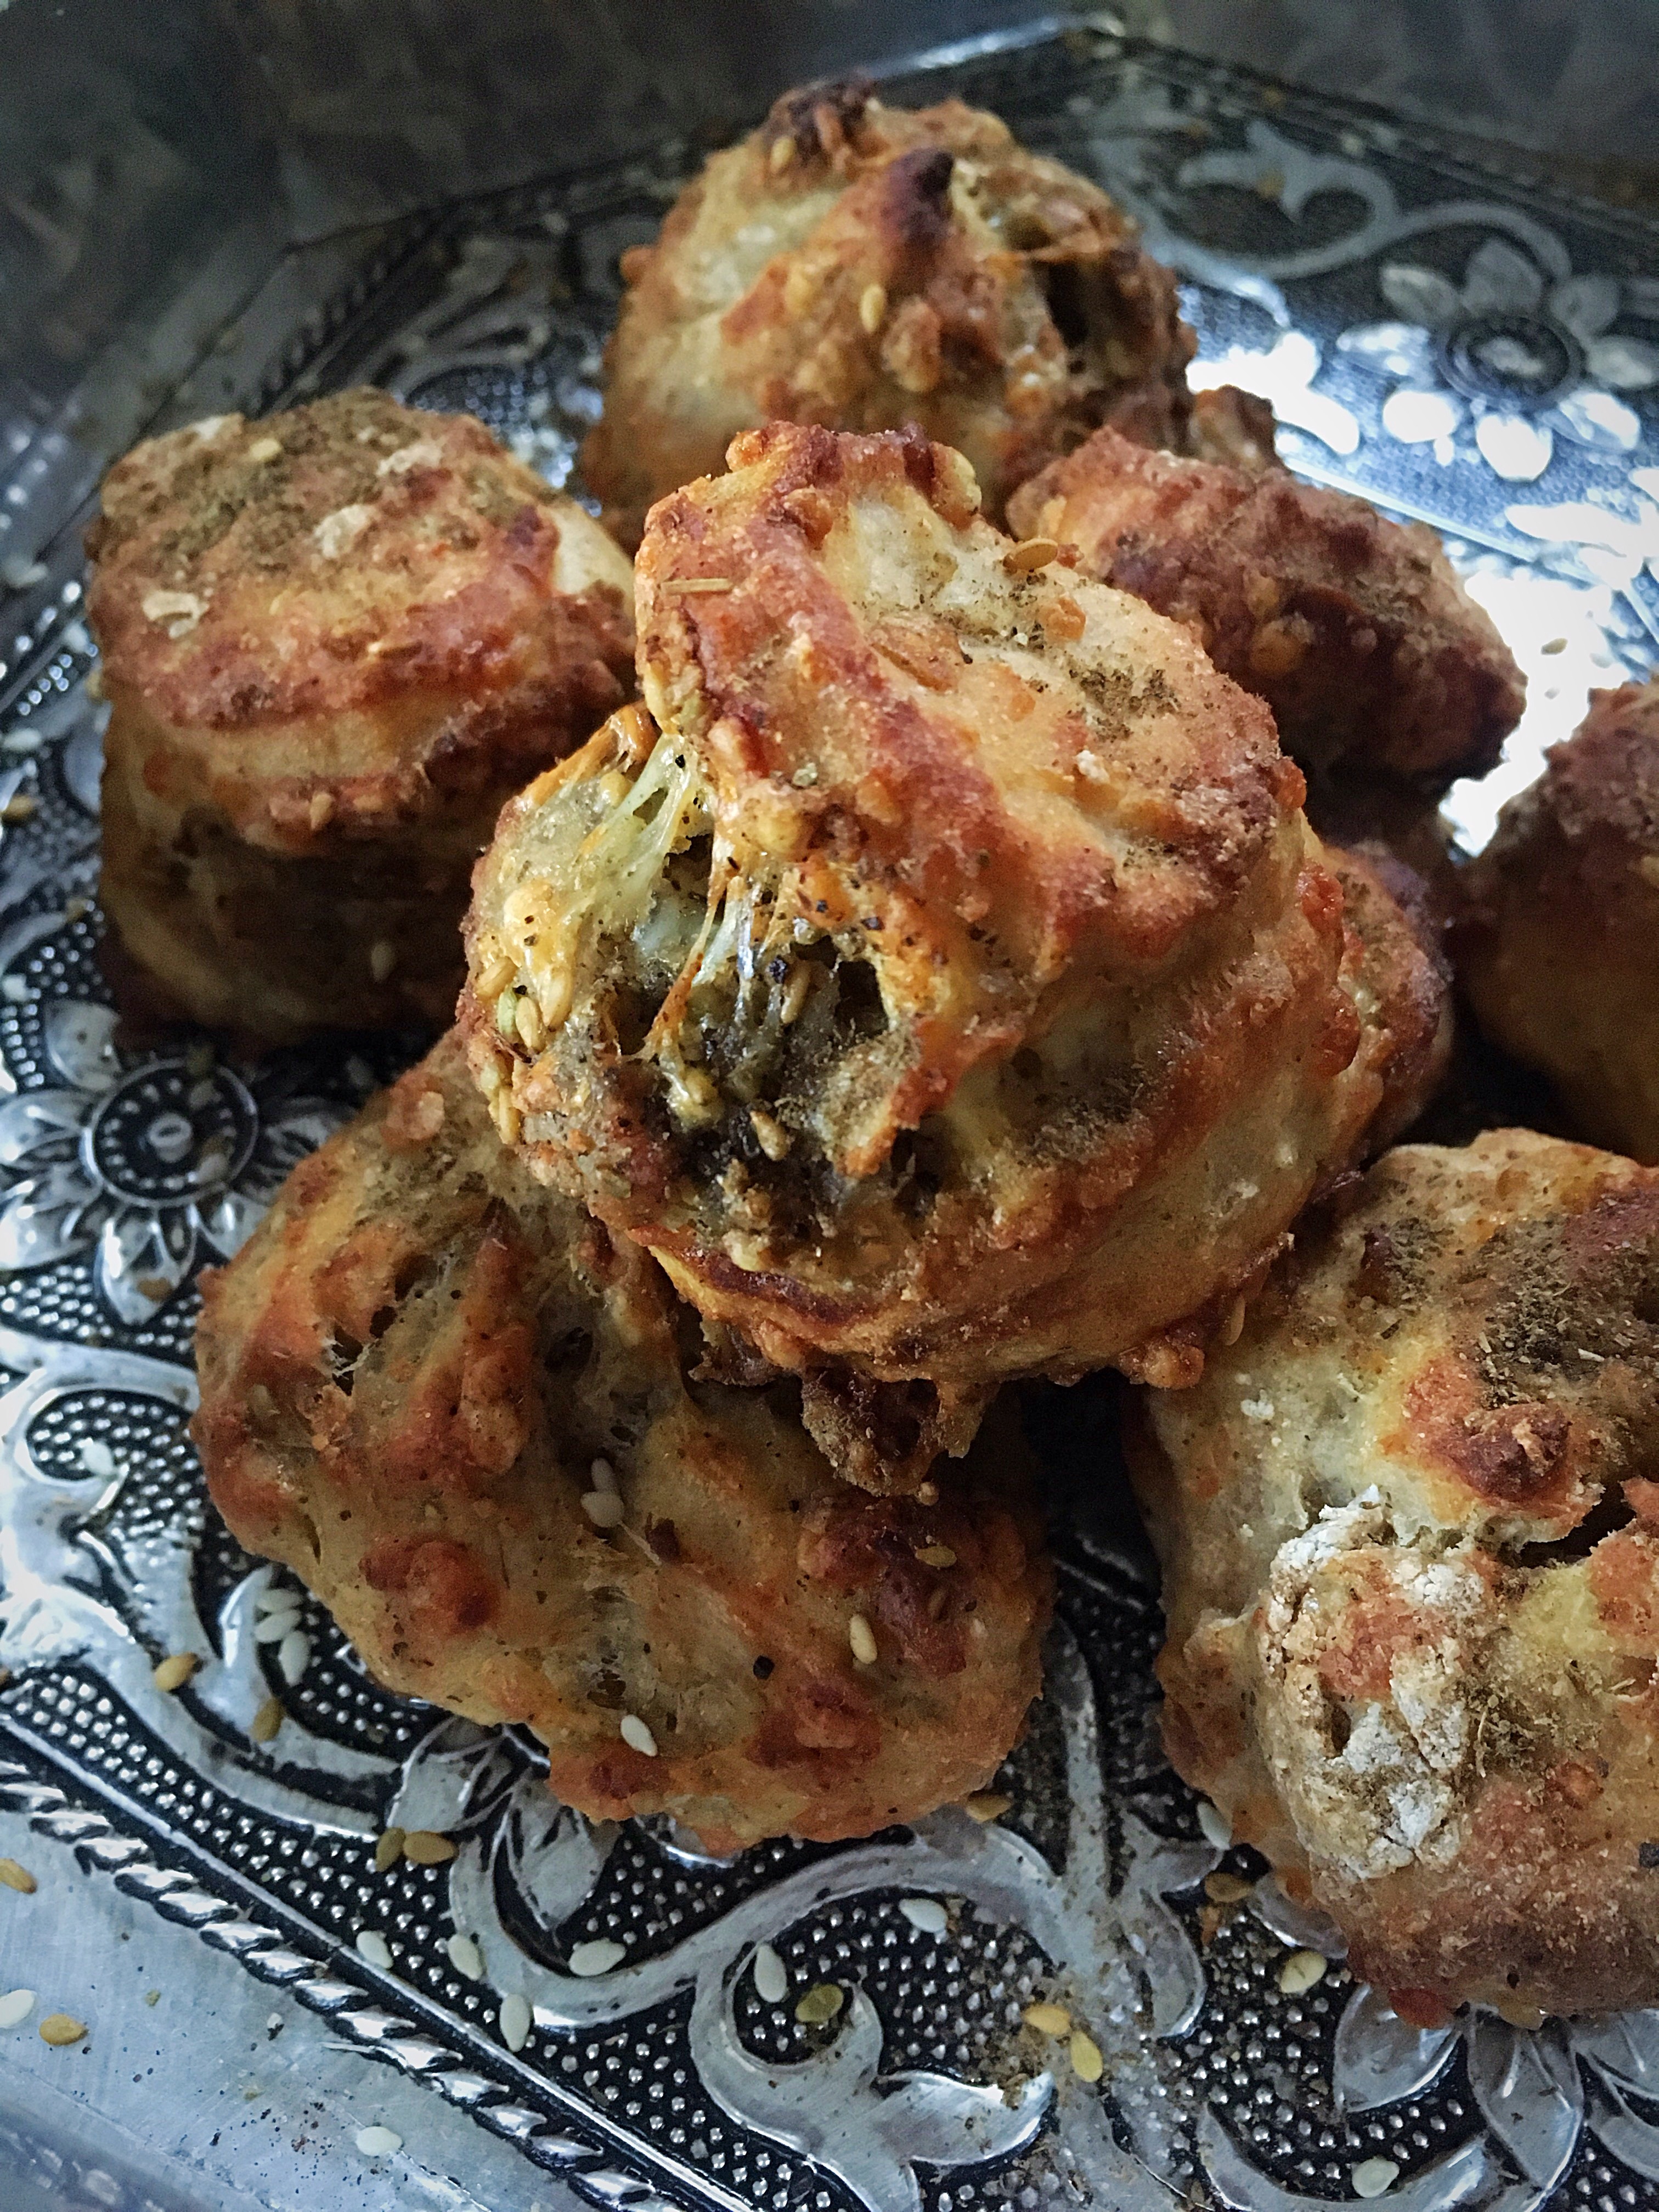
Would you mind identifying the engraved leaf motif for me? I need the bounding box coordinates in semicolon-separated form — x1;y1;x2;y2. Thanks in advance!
1549;274;1621;343
1570;2011;1659;2101
1333;1984;1456;2114
1462;239;1544;315
1588;2085;1659;2182
872;2069;1050;2174
0;1091;84;1167
1585;336;1659;393
501;1777;614;1937
387;1716;517;1835
1380;262;1461;328
0;1166;102;1270
1465;2016;1583;2193
97;1207;193;1324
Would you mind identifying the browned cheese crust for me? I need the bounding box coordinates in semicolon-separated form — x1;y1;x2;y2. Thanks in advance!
579;80;1193;545
1007;427;1525;789
86;388;635;1041
1126;1130;1659;2020
192;1032;1050;1852
1458;679;1659;1164
459;422;1439;1482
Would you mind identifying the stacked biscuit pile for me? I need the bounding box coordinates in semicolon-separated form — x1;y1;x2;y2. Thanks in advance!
88;82;1659;2019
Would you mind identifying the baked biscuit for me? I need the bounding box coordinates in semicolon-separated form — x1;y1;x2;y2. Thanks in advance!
87;389;635;1043
461;422;1439;1479
193;1033;1051;1852
580;80;1193;544
1458;679;1659;1163
1127;1130;1659;2019
1008;426;1524;789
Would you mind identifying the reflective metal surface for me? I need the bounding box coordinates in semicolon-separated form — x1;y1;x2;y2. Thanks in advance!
0;25;1655;2210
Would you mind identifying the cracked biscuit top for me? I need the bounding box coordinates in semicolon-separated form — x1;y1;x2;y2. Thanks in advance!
1127;1128;1659;2019
461;422;1406;1468
580;80;1193;544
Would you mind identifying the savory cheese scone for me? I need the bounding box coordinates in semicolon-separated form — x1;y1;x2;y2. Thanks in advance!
87;389;635;1043
1008;426;1524;789
1458;680;1659;1164
460;423;1444;1482
1127;1130;1659;2021
580;79;1193;545
193;1033;1050;1852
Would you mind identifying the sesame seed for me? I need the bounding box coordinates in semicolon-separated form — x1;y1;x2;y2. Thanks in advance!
373;1828;405;1874
255;1580;296;1615
665;576;735;594
153;1652;199;1694
515;995;545;1052
369;940;397;983
253;1610;302;1643
38;2014;85;2046
1197;1799;1232;1848
859;282;888;335
1;794;36;825
0;1989;34;2028
354;1929;394;1970
769;134;795;174
1541;636;1567;654
77;1438;115;1480
276;1630;310;1685
0;1859;33;1896
1023;2001;1071;2036
247;435;283;464
898;1897;947;1936
620;1713;658;1758
498;1993;532;2051
250;1696;284;1745
355;2126;402;2157
1278;1949;1327;1995
1352;2158;1399;2198
795;1982;845;2027
962;1792;1011;1824
1205;1870;1255;1904
307;790;334;831
446;1934;484;1980
848;1613;878;1666
914;1544;956;1568
752;1943;788;2005
568;1938;626;1977
1068;2029;1104;2083
590;1456;618;1493
474;951;515;1001
63;896;87;923
581;1490;625;1529
402;1830;457;1865
1003;537;1061;575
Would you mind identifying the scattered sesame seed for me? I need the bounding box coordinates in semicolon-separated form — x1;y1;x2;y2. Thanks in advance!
1003;537;1061;575
1068;2029;1104;2083
308;790;334;831
581;1489;625;1529
859;282;888;335
153;1652;198;1694
77;1438;115;1480
2;794;38;824
354;1929;394;1971
914;1544;956;1568
369;940;397;984
1197;1800;1232;1848
499;1993;532;2052
962;1792;1011;1824
794;1982;844;2026
590;1456;618;1494
568;1938;626;1977
769;134;795;174
1022;2001;1071;2037
246;435;283;464
276;1630;310;1686
143;1989;159;2006
402;1830;458;1865
752;1943;788;2005
253;1610;302;1643
1205;1870;1255;1904
898;1897;948;1936
355;2125;402;2157
250;1696;284;1745
665;576;735;594
1278;1949;1328;1996
373;1827;405;1873
446;1934;484;1980
1351;2158;1399;2198
0;1989;33;2028
1541;636;1567;654
620;1713;658;1758
848;1613;878;1666
39;2013;85;2046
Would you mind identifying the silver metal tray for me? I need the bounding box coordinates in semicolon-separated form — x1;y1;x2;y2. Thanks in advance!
0;25;1655;2210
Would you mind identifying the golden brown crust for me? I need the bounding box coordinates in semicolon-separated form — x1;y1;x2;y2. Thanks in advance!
192;1032;1051;1852
1457;679;1659;1163
580;84;1193;543
87;389;635;1040
1007;426;1525;789
1127;1130;1659;2018
461;423;1427;1471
